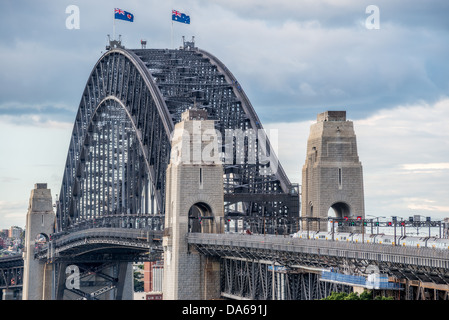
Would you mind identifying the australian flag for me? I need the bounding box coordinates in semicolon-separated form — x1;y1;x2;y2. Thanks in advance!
115;8;134;22
172;9;190;24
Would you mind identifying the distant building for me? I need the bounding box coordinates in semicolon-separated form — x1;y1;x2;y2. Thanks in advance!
8;226;23;239
133;260;164;300
144;260;163;292
0;229;8;239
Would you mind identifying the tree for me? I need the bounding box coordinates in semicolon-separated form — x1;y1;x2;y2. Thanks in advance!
133;270;144;292
359;290;373;300
322;290;393;300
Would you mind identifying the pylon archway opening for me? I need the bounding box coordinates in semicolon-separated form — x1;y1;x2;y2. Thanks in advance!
328;202;351;219
188;202;214;233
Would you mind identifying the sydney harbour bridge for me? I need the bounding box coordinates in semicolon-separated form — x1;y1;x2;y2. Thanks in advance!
16;37;299;300
2;37;449;301
57;37;299;234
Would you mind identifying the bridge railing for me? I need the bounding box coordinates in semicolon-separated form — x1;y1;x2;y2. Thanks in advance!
54;214;164;239
187;233;449;269
35;215;165;260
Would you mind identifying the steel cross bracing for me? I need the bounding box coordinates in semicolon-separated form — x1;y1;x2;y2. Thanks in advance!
188;233;449;287
220;258;350;300
0;254;23;290
56;43;299;234
54;261;131;300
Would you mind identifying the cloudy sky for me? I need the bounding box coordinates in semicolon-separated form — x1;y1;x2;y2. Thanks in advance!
0;0;448;230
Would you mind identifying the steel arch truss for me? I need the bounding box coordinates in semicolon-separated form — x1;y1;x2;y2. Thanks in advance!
221;258;351;300
58;49;173;230
57;45;299;232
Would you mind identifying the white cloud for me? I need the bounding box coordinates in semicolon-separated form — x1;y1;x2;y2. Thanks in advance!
1;0;449;230
0;117;71;229
406;198;449;213
401;162;449;172
0;201;27;229
265;98;449;220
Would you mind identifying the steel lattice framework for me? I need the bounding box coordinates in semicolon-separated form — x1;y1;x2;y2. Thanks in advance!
56;40;299;232
220;258;350;300
0;254;23;290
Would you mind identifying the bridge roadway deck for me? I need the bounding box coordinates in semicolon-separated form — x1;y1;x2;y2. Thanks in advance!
0;254;23;268
36;228;164;262
187;233;449;282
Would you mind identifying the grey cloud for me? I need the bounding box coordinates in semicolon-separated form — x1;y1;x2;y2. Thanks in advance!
2;0;448;124
1;0;448;228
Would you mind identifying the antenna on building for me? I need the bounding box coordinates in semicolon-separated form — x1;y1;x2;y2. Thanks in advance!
182;36;196;50
106;34;124;50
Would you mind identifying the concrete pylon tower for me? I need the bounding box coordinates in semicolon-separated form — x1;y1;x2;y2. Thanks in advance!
22;183;55;300
162;108;224;300
301;111;365;231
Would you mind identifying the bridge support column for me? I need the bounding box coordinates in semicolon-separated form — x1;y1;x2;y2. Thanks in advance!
162;109;224;300
22;183;55;300
116;262;134;300
2;288;20;300
301;111;365;232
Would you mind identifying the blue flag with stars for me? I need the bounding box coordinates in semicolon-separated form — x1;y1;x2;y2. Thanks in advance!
172;9;190;24
115;8;134;22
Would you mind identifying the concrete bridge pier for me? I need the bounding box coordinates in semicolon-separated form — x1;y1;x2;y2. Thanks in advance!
22;183;56;300
301;111;365;232
162;109;224;300
2;288;21;300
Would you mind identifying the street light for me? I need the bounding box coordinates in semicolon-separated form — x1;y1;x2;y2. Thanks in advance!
391;216;397;246
367;215;386;235
412;214;432;236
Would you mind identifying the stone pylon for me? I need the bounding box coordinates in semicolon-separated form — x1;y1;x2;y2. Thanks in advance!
301;111;365;232
22;183;55;300
162;108;224;300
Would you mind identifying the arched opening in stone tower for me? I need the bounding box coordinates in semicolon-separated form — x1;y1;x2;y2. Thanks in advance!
35;233;49;244
34;233;49;253
328;202;351;219
188;202;214;233
327;202;352;232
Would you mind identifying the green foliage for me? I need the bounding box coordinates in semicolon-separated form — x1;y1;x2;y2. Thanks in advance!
322;290;393;300
133;270;144;292
359;290;373;300
374;295;394;300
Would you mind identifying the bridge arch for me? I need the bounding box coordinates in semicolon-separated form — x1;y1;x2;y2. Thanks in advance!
57;48;173;231
56;45;297;234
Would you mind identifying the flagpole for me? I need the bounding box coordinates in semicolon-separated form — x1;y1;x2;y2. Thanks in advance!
113;10;116;40
171;20;174;49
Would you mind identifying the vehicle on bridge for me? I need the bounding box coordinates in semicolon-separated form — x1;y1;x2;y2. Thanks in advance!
291;231;449;250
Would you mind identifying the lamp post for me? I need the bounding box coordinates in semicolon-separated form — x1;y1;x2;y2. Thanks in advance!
392;216;397;246
412;215;432;237
367;215;386;235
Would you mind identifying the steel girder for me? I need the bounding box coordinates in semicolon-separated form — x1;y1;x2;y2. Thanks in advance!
54;261;131;300
57;44;299;233
0;266;22;289
0;254;23;289
220;258;351;300
57;48;171;231
189;233;449;292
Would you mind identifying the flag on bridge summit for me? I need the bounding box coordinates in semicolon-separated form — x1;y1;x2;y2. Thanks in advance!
115;8;134;22
172;9;190;24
